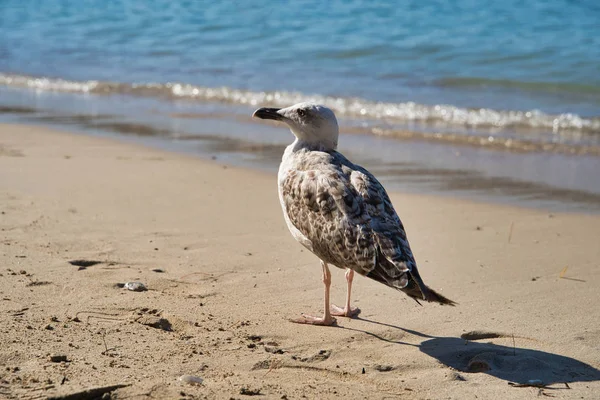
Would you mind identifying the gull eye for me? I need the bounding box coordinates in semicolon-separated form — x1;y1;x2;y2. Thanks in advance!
297;109;306;117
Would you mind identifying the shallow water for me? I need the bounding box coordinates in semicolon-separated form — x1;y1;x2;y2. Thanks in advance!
1;87;599;213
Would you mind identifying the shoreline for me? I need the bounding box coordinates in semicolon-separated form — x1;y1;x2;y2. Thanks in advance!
1;123;599;399
1;88;600;214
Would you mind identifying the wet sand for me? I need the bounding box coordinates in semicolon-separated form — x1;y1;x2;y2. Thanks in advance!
1;123;599;399
2;90;600;213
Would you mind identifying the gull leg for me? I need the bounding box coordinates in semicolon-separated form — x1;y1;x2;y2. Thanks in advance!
331;268;361;317
291;261;336;326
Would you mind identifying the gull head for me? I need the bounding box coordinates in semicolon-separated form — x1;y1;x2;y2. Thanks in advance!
252;102;339;150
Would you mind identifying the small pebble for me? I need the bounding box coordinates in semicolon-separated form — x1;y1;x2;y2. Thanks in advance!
179;375;203;386
264;346;284;354
374;364;394;372
240;387;261;395
151;268;165;273
49;354;68;363
124;281;147;292
446;371;467;381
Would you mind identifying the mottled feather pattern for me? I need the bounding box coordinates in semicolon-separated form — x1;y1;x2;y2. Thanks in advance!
279;146;415;290
255;102;454;306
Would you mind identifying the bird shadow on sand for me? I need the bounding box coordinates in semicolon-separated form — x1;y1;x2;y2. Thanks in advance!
339;317;600;386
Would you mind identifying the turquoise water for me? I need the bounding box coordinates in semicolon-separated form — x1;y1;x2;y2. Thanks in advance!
1;0;600;210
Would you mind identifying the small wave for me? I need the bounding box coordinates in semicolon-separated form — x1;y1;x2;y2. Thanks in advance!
1;72;599;135
367;127;600;157
437;76;600;95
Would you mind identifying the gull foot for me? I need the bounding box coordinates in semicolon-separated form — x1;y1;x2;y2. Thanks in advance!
290;314;337;326
330;304;361;318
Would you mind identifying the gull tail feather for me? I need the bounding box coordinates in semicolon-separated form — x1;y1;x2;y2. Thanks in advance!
367;251;456;306
400;268;457;306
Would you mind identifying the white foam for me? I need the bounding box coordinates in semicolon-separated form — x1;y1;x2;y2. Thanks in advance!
1;72;598;134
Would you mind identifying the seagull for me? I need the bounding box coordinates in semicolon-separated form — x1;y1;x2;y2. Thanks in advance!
253;102;455;326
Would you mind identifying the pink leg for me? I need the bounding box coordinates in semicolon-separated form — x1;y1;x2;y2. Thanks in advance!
290;261;336;326
331;269;361;317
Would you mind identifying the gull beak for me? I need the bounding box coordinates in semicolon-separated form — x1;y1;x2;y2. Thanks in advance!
252;107;283;121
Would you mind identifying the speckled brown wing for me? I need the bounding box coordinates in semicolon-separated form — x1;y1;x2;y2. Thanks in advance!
281;164;378;274
280;150;415;290
343;157;455;305
346;164;416;288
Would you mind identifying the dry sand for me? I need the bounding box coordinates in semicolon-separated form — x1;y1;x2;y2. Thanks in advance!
1;123;599;399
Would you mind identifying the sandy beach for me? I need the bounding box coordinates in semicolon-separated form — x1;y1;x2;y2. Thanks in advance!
1;123;599;399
